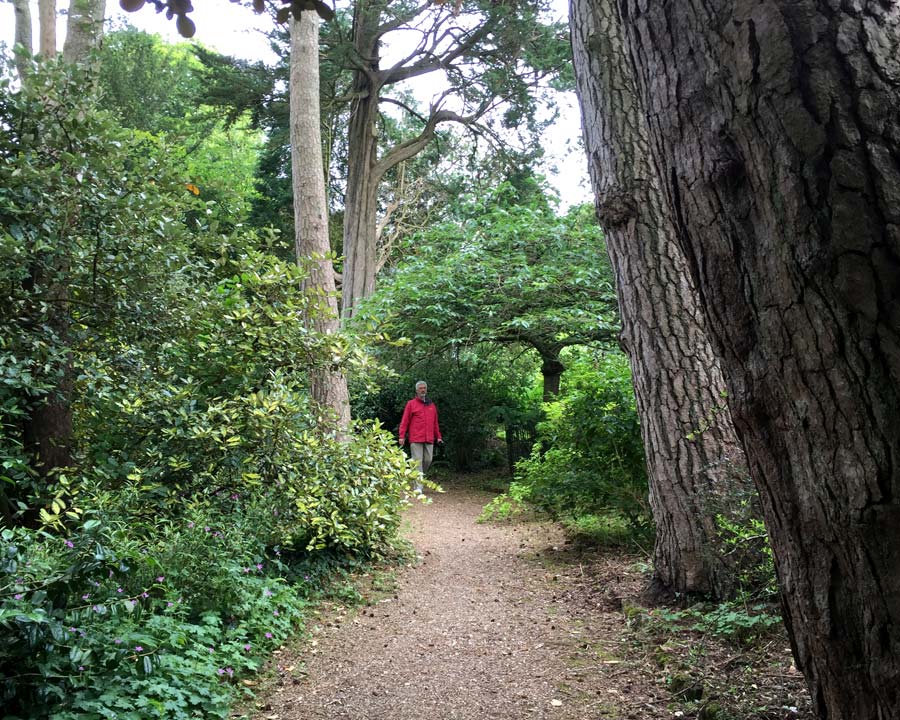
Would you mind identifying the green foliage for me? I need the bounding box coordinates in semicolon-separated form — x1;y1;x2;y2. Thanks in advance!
0;59;416;719
505;350;651;541
362;184;617;359
630;601;783;647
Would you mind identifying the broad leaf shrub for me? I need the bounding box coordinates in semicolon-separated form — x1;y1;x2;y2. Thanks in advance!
0;60;416;718
483;351;652;545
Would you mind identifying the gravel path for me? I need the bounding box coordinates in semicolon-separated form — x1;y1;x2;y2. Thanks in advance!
252;481;813;720
252;483;639;720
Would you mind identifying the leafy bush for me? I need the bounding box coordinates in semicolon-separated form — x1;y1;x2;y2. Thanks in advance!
502;350;651;542
0;60;416;719
0;512;306;719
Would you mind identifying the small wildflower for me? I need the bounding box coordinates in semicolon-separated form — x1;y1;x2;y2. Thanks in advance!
14;593;23;600
242;567;250;573
187;521;195;528
217;668;225;675
204;526;211;532
134;646;143;652
264;589;272;597
265;632;273;639
226;667;234;677
273;609;280;616
244;643;251;651
256;563;263;570
209;646;215;653
79;666;85;671
114;638;123;644
64;540;74;548
167;601;174;607
141;592;149;599
230;493;239;500
92;605;102;612
69;627;77;632
81;594;90;601
117;587;123;593
156;576;165;583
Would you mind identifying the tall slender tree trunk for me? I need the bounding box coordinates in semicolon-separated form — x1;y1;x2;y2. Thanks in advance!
340;2;384;320
37;0;57;57
571;0;754;598
63;0;106;62
607;1;900;717
290;10;351;432
11;0;33;78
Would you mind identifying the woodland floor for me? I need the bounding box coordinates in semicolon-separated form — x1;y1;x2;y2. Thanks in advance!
246;478;813;720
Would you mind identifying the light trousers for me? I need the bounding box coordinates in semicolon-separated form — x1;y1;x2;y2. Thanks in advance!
410;442;434;489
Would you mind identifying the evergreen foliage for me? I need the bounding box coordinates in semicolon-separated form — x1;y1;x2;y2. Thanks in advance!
0;59;415;717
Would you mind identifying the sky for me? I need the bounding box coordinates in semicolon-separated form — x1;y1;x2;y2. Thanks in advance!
1;0;592;207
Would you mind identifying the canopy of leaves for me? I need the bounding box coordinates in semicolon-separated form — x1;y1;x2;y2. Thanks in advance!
360;180;619;365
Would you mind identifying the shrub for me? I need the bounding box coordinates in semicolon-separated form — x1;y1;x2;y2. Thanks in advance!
511;350;651;541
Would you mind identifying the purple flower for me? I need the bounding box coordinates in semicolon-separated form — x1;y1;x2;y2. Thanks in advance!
263;589;272;597
114;639;122;644
187;521;195;528
230;493;239;500
78;666;85;671
217;668;225;675
242;567;250;573
92;605;102;612
209;646;215;653
65;540;74;548
69;627;77;632
273;610;279;616
141;592;149;598
265;632;273;639
156;576;165;583
14;593;23;600
82;594;90;601
167;602;174;608
256;563;263;570
117;587;123;593
243;643;251;651
204;526;211;533
134;646;143;652
226;667;234;677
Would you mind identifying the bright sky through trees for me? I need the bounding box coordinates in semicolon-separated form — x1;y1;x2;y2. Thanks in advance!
0;0;591;206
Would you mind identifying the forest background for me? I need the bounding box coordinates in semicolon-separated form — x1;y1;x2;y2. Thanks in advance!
2;1;897;719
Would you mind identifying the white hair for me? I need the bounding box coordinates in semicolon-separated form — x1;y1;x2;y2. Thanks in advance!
415;380;427;389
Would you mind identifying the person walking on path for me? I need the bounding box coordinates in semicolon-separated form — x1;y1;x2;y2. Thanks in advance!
399;380;443;492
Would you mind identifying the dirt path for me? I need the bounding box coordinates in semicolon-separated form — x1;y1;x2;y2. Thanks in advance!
252;482;810;720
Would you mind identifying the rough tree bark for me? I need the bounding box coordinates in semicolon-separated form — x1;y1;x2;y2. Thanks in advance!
62;0;107;63
571;0;754;598
605;1;900;717
290;10;351;432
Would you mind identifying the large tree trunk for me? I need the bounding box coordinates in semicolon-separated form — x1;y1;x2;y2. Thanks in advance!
37;0;57;57
11;0;33;78
610;1;900;717
290;10;351;432
340;2;384;320
62;0;106;63
571;0;754;598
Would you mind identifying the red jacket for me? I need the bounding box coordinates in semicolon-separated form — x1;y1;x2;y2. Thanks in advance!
399;397;442;444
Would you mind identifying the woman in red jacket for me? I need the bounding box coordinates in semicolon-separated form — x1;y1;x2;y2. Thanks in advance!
399;380;443;492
